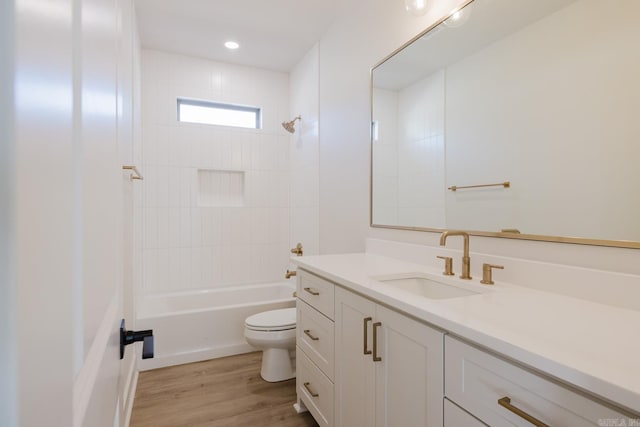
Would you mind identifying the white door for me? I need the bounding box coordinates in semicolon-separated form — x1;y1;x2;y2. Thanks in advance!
3;0;77;425
374;305;444;427
334;287;376;427
2;0;138;425
115;0;140;424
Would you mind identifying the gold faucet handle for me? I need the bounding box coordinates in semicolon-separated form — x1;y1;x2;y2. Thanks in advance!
480;263;504;285
290;243;303;256
436;256;455;276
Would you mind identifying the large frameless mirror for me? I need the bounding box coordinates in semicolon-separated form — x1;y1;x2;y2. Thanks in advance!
370;0;640;248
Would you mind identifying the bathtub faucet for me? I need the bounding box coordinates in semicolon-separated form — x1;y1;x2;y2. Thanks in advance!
285;269;297;279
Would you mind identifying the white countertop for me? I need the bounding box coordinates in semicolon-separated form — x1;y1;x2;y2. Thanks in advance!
292;253;640;413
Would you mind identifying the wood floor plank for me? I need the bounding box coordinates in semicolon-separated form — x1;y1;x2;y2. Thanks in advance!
130;352;318;427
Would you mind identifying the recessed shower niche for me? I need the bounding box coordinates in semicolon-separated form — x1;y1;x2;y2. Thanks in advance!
197;169;245;207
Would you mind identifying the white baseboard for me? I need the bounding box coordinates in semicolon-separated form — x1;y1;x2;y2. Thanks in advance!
137;343;255;371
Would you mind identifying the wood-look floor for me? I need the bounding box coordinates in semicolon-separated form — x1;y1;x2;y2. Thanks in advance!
130;352;319;427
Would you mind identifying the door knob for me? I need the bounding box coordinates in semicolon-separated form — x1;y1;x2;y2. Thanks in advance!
120;319;154;360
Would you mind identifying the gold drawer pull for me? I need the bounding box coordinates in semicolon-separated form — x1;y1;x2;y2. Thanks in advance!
363;317;372;355
498;397;549;427
304;329;319;341
303;382;319;397
372;322;382;362
303;287;320;296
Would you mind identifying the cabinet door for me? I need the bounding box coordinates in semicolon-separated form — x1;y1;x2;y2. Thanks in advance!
374;304;444;427
334;287;376;427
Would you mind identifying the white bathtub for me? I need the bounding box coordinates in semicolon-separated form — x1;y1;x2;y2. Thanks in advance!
136;282;296;370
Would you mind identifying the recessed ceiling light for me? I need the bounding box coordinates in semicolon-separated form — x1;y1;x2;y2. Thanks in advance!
224;41;240;50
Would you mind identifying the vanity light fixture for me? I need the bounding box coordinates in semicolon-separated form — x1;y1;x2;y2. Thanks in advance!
404;0;428;16
224;41;240;50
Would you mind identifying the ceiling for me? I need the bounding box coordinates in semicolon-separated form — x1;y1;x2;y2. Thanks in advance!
134;0;344;72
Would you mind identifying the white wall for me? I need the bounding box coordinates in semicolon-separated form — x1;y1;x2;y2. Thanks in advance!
318;0;462;254
317;0;640;277
289;44;320;259
140;50;291;296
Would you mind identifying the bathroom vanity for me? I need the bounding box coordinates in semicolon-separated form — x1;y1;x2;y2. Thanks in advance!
293;253;640;427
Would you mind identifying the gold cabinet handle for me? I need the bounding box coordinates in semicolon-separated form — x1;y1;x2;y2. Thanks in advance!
303;287;320;296
303;382;319;397
372;322;382;362
303;329;319;341
498;397;549;427
363;317;372;355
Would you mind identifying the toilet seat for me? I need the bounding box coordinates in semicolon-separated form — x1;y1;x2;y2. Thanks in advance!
245;307;296;332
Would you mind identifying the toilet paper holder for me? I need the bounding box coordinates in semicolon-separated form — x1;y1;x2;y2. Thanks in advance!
120;319;154;360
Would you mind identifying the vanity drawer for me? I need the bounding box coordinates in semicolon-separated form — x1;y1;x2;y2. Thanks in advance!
297;270;335;320
297;348;334;427
445;336;629;426
297;299;335;380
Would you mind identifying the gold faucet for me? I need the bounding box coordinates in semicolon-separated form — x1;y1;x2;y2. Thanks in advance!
439;230;471;280
285;269;297;279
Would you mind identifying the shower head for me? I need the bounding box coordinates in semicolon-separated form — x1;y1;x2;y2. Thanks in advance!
282;115;301;133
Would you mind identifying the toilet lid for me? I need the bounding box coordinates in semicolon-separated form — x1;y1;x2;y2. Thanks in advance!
245;308;296;330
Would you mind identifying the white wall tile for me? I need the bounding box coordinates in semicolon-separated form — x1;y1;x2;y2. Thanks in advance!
143;208;158;249
156;166;169;208
167;207;180;248
289;44;320;257
190;247;203;289
178;247;191;287
190;208;202;247
157;208;169;249
167;166;180;208
141;49;290;294
167;248;180;290
142;249;157;292
156;249;170;292
179;207;191;248
156;126;170;166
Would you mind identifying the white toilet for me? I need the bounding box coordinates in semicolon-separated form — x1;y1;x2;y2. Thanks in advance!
244;307;297;382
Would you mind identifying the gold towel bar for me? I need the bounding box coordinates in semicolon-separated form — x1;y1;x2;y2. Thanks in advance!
122;165;143;181
448;181;509;192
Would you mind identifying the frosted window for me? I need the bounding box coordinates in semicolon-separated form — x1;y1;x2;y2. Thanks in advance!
177;98;261;129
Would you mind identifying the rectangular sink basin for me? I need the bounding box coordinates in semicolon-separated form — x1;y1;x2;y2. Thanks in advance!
374;274;480;300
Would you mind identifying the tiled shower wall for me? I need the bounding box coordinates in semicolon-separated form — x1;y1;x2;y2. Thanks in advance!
289;44;320;259
140;49;290;295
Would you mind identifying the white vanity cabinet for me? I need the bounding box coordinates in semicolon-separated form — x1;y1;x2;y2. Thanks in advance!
445;336;631;426
334;286;444;427
296;270;335;427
